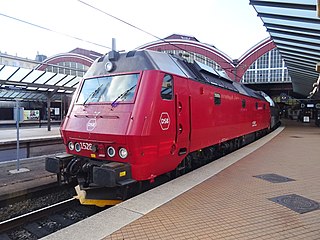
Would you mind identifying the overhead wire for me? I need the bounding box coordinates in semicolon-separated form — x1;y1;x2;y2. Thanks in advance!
77;0;243;80
0;12;111;50
0;12;110;71
1;3;242;80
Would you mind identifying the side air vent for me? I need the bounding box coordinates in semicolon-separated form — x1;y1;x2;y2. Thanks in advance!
126;51;137;58
181;61;206;82
98;55;106;62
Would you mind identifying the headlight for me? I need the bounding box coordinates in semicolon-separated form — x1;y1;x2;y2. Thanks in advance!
68;141;74;151
119;147;128;159
91;145;98;152
75;142;81;152
107;146;116;157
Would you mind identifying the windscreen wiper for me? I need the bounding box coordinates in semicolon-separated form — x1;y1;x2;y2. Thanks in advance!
111;84;137;108
83;84;103;105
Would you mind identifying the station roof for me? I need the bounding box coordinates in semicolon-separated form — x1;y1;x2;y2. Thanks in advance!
0;64;81;102
250;0;320;98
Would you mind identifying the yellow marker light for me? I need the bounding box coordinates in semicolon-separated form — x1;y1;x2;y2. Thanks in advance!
90;153;96;158
119;171;126;177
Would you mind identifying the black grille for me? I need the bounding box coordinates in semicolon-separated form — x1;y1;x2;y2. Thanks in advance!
269;194;320;214
253;173;295;183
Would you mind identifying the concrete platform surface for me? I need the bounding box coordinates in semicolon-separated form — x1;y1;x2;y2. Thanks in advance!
42;121;320;240
0;156;57;200
0;125;61;143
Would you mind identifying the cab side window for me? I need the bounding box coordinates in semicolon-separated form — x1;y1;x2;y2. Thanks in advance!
242;99;246;108
214;93;221;105
161;74;173;100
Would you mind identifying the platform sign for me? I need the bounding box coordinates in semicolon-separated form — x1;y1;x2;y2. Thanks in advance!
23;110;39;121
303;116;310;123
14;107;24;123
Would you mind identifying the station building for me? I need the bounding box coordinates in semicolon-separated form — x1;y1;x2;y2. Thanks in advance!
138;34;292;96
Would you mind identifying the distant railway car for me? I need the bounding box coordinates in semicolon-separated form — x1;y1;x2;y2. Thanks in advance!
46;49;279;206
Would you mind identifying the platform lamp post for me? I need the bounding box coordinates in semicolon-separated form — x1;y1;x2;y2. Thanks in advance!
9;99;30;174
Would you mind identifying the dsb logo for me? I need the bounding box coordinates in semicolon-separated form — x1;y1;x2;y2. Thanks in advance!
159;112;170;130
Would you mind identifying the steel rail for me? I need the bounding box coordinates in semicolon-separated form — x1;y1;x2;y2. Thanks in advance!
0;197;76;233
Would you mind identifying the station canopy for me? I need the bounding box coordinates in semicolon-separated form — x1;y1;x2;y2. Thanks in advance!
0;64;81;102
250;0;320;98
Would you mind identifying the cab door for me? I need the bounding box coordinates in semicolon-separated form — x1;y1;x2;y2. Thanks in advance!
173;75;190;156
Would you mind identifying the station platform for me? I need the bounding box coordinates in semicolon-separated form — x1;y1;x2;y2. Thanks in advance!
0;126;62;199
0;125;63;163
0;125;61;143
42;120;320;240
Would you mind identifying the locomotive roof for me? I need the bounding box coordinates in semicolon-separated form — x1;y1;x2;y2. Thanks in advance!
84;49;266;101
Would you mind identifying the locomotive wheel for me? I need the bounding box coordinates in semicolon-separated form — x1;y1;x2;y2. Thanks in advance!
172;155;192;178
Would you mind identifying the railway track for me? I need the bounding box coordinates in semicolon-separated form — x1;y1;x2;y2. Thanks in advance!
0;197;103;239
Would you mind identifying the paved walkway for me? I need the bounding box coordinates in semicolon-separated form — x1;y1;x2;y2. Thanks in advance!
99;120;320;239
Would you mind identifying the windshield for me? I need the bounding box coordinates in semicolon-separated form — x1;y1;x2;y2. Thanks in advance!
76;74;139;104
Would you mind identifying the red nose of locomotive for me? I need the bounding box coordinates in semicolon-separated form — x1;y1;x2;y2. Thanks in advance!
60;72;140;162
61;105;131;161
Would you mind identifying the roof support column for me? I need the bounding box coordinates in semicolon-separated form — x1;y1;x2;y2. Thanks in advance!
47;95;51;131
46;90;57;131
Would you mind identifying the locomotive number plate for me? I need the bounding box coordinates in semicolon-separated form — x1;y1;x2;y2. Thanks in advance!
80;142;92;151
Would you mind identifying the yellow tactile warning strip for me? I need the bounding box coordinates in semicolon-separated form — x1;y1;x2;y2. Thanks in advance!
103;121;320;240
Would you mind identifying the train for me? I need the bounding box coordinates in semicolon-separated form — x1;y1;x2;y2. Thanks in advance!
45;49;280;207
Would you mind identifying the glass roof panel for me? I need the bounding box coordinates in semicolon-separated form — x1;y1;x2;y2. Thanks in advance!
4;91;13;97
26;86;38;90
280;54;318;63
64;76;81;87
275;39;320;52
21;92;31;99
255;5;316;19
15;92;26;98
281;50;318;61
255;0;314;4
46;73;68;85
55;75;76;86
8;68;33;82
22;70;45;83
262;17;320;31
0;66;18;80
277;45;319;55
28;93;38;99
10;92;20;98
270;32;320;45
38;87;48;91
34;72;56;84
267;26;319;38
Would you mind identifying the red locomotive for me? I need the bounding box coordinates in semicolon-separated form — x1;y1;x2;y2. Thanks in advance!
46;49;279;206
